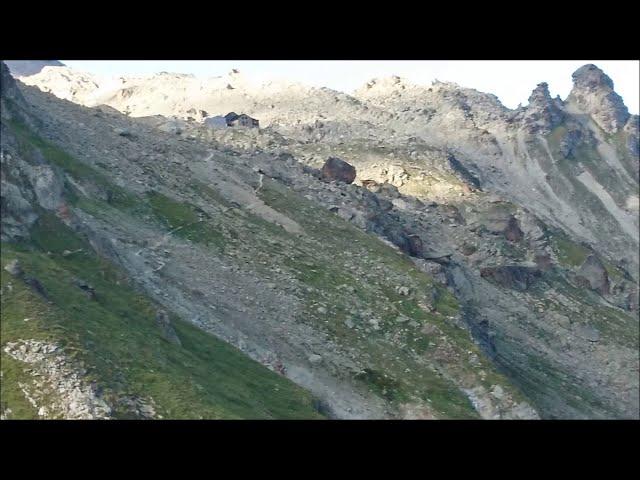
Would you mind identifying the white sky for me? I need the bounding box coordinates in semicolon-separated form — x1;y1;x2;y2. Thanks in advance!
62;60;639;114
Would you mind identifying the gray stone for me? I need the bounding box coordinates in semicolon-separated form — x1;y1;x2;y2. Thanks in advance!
480;265;542;291
308;354;323;365
320;157;356;184
155;310;182;346
575;324;600;343
114;128;136;138
4;259;22;276
396;286;410;296
576;255;610;295
569;64;630;133
490;385;504;400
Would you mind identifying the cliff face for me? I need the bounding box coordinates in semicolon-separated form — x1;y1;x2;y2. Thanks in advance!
521;82;565;135
566;64;630;134
2;61;639;419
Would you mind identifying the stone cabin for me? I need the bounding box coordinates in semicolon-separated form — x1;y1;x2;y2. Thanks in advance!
224;112;259;128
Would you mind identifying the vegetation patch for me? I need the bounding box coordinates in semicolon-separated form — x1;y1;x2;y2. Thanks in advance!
1;212;323;419
550;232;591;268
146;191;227;250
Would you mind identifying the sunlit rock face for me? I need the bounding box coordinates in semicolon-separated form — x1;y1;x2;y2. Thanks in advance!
567;64;630;134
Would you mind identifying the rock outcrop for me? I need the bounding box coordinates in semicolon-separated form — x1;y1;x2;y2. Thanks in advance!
3;340;112;419
321;157;356;184
504;215;524;242
155;310;182;346
480;265;542;291
522;82;565;134
623;114;639;162
568;64;630;134
576;254;610;295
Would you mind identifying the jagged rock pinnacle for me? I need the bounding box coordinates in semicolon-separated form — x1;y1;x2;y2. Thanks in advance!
528;83;555;106
522;82;564;134
568;64;629;133
572;64;614;91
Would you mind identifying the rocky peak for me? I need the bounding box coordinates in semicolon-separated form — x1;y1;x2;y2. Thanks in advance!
521;82;564;134
356;76;410;97
528;82;552;104
567;64;630;133
572;64;614;91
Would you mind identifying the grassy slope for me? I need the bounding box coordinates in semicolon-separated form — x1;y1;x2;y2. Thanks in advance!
1;120;324;420
0;218;323;419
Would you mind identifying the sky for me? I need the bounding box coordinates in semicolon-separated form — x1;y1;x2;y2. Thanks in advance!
62;60;640;114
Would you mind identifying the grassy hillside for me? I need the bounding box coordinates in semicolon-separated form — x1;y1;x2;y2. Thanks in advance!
1;213;324;419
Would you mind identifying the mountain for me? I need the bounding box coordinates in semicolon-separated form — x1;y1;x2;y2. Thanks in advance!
4;60;65;78
2;61;638;419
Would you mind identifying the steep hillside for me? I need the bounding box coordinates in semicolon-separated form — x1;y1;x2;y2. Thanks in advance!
4;61;639;419
1;64;323;419
1;62;540;419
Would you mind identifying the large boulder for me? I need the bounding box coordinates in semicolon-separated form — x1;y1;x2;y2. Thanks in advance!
321;157;356;184
575;255;610;295
4;259;23;276
480;265;542;291
504;215;524;242
155;310;182;346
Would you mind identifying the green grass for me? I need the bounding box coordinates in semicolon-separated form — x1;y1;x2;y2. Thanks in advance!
602;260;629;283
146;191;227;250
540;267;638;351
571;143;634;206
1;213;324;419
551;234;590;267
9;115;233;253
549;229;630;284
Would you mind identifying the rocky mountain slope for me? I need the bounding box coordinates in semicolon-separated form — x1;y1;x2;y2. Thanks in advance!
1;64;327;420
23;64;638;279
2;61;639;419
